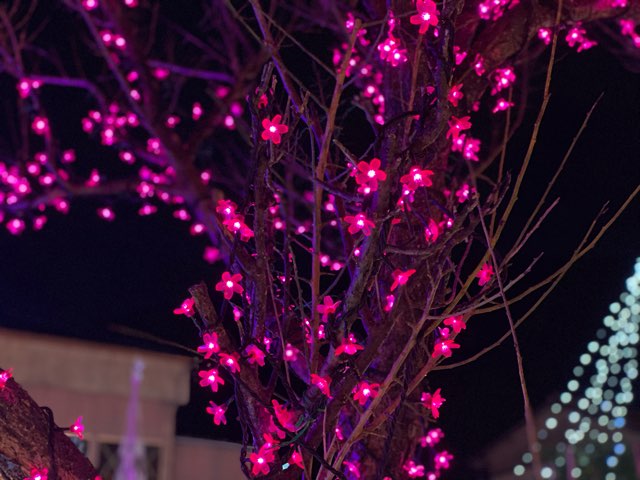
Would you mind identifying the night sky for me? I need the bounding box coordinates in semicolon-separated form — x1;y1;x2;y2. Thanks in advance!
0;14;639;477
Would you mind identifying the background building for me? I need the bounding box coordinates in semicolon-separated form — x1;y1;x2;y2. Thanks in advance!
0;328;243;480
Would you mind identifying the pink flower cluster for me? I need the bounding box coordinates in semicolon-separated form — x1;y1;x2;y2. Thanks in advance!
377;14;407;67
565;24;597;52
216;199;254;241
410;0;439;35
477;0;519;21
0;368;13;389
620;20;640;49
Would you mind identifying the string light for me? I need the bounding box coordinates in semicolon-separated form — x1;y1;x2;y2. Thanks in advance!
515;259;640;478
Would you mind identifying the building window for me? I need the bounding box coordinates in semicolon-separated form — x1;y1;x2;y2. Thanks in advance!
96;443;160;480
68;436;89;455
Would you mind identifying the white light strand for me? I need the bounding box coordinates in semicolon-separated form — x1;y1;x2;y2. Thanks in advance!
514;258;640;479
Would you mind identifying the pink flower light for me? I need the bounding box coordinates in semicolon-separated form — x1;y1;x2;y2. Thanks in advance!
424;218;440;244
384;294;395;312
189;223;205;236
377;15;408;67
477;262;494;286
165;115;180;128
473;54;486;76
432;339;460;359
538;27;552;45
310;373;332;398
216;199;237;218
491;67;516;94
343;460;361;479
390;268;416;291
257;92;269;109
284;343;300;362
463;137;481;161
492;98;514;113
147;138;162;155
421;388;445;419
86;169;101;187
400;166;434;192
192;102;203;120
403;460;425;478
17;78;41;98
443;315;466;334
455;183;475;203
215;272;244;300
0;368;13;389
97;207;115;222
222;216;254;241
82;0;98;10
566;26;585;47
290;449;304;469
261;115;289;144
434;450;453;470
421;428;444;447
197;333;220;359
6;218;25;235
335;333;364;356
387;48;407;67
619;19;640;48
377;38;402;64
215;86;230;98
477;0;518;21
220;352;241;374
223;115;235;129
138;204;157;216
353;381;380;405
409;0;439;35
565;25;598;52
454;46;467;65
317;296;341;322
113;36;126;49
53;198;69;214
272;399;298;432
447;83;464;107
70;416;85;439
249;444;274;476
344;213;375;236
26;162;41;175
32;117;49;135
33;216;47;231
354;158;386;193
173;298;195;317
24;469;48;480
206;401;227;425
245;344;266;366
198;368;225;392
39;173;55;187
446;116;472;141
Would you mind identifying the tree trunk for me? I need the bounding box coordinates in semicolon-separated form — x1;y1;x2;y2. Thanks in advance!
0;370;98;480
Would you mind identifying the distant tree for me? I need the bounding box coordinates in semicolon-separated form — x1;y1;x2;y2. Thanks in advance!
0;1;638;479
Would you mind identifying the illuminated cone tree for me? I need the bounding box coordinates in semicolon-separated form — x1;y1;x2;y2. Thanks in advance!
513;259;640;480
0;0;639;479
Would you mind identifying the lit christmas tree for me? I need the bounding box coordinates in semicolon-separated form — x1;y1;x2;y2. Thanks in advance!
514;259;640;479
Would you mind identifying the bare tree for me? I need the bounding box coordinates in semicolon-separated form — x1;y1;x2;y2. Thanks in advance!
0;0;639;479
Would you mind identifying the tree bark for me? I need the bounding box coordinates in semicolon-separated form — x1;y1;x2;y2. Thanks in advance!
0;370;97;480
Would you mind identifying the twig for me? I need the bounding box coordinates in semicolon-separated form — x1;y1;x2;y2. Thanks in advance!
310;19;361;374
